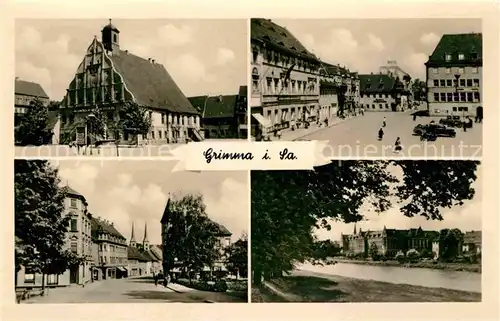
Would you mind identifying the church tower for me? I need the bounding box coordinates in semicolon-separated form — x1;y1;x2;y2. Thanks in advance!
353;223;357;235
101;19;120;55
143;222;150;251
130;222;136;247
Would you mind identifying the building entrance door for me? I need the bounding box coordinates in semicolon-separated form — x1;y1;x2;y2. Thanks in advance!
70;266;79;284
476;106;483;119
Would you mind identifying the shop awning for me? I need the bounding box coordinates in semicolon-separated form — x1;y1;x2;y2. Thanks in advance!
117;266;127;272
252;113;272;129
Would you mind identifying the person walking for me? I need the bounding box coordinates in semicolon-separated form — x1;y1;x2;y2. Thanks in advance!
382;116;387;128
378;127;384;141
394;137;402;153
154;273;158;287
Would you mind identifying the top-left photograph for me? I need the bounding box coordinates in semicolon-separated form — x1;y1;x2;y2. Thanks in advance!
14;19;248;158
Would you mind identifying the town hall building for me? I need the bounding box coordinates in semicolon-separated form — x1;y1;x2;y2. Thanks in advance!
59;20;203;144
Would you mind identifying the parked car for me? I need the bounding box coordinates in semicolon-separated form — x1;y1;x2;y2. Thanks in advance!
411;110;430;117
414;123;457;139
439;115;463;128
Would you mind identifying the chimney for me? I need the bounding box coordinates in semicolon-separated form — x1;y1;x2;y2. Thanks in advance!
152;59;155;64
148;58;151;62
15;77;19;81
218;95;223;102
125;50;128;54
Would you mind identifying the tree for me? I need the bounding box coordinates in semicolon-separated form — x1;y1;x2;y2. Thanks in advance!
15;98;53;146
225;234;248;279
163;193;220;282
15;160;84;294
395;250;406;263
118;101;152;142
369;242;379;260
310;240;342;265
251;160;480;284
410;79;426;102
406;249;420;262
437;228;463;261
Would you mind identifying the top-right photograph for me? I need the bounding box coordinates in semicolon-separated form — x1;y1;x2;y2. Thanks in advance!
250;18;482;158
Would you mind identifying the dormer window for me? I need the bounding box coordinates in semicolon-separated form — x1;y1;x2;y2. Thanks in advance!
445;54;452;61
280;32;287;37
458;53;465;60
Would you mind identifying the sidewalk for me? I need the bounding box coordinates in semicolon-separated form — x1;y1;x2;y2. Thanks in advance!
21;281;101;304
270;115;359;141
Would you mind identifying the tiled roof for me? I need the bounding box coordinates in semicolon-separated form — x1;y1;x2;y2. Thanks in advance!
91;217;127;240
203;95;238;119
128;246;146;260
426;33;482;66
15;79;49;98
187;96;207;114
65;186;87;202
464;231;481;243
251;18;319;63
108;49;200;115
211;221;232;237
359;74;397;93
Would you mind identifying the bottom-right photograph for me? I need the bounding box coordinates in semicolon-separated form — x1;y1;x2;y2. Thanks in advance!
251;160;482;303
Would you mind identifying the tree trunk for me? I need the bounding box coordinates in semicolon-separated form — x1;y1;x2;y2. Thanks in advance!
41;273;46;296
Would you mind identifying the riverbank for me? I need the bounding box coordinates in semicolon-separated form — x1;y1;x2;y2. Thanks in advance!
336;259;481;273
251;270;481;302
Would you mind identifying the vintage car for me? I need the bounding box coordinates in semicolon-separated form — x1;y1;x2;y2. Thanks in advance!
411;110;430;117
413;123;457;139
439;115;463;128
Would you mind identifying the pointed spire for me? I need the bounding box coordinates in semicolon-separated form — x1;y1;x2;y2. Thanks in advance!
130;222;136;246
143;222;149;243
353;223;357;235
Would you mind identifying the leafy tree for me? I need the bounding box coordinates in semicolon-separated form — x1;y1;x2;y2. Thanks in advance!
310;239;342;265
118;101;152;142
163;193;220;282
15;98;53;146
86;106;107;141
410;79;427;102
369;242;380;260
225;234;248;279
15;160;84;294
437;228;463;262
251;160;479;284
420;248;433;259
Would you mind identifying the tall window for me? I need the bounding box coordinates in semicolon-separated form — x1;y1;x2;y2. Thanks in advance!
24;267;35;283
458;53;465;60
70;219;78;232
70;198;77;208
47;274;58;285
71;241;78;254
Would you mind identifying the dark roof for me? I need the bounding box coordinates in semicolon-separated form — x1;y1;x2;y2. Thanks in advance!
102;20;120;33
203;95;237;119
107;48;200;115
187;96;207;114
160;198;172;224
91;217;127;240
426;33;482;67
359;74;397;93
127;246;146;261
211;221;232;237
15;79;49;98
238;86;247;96
464;231;481;243
251;19;319;63
320;62;354;78
65;186;87;202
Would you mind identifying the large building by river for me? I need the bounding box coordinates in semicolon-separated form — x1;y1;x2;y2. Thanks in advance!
342;225;440;257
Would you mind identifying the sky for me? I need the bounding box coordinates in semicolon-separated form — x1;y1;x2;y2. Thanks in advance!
15;19;247;100
53;160;249;245
272;19;481;81
314;162;483;242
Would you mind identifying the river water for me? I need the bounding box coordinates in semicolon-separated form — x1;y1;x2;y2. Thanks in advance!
298;262;481;293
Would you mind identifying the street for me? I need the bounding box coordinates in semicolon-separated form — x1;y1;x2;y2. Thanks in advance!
300;112;482;157
22;277;247;303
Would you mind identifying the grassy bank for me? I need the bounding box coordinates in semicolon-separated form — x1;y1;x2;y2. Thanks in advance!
336;259;481;273
253;270;481;302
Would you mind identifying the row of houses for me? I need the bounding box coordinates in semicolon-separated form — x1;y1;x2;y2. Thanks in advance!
16;185;234;289
14;19;247;146
250;19;483;137
15;186;163;288
249;18;414;137
341;225;482;260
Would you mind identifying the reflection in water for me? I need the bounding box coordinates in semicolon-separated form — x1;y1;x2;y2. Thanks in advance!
298;262;481;293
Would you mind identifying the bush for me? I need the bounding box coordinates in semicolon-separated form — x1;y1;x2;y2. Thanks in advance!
406;249;420;262
214;279;228;292
395;251;406;263
379;255;388;262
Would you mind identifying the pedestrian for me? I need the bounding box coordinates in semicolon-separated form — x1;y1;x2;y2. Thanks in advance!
382;116;387;128
463;121;467;132
378;127;384;141
394;137;402;153
154;273;158;286
163;275;168;287
413;114;417;121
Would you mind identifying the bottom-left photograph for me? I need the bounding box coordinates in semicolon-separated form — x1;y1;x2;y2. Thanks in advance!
14;159;249;303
